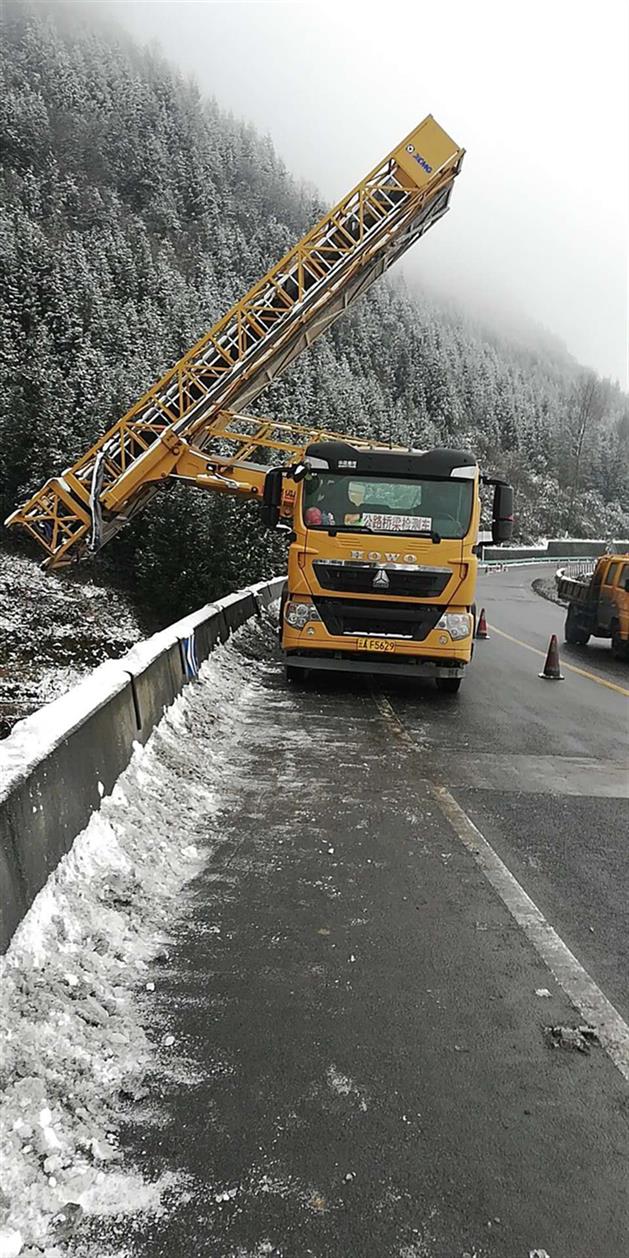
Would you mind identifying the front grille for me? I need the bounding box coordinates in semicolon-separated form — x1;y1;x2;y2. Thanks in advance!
313;561;451;599
313;597;444;640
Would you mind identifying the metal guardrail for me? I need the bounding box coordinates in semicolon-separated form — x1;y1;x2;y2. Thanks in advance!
481;557;596;571
555;562;595;580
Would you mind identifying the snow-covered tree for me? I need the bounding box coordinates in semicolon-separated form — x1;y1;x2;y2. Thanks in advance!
1;0;627;622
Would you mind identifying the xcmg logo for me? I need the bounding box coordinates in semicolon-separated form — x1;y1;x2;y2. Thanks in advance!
405;143;433;174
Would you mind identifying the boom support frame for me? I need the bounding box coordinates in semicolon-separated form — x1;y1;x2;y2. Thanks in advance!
6;116;464;568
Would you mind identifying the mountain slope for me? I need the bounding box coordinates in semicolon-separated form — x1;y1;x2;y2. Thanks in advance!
1;0;627;625
0;549;146;736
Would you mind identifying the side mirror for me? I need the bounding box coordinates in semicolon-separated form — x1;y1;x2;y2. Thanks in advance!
492;483;514;545
261;467;284;529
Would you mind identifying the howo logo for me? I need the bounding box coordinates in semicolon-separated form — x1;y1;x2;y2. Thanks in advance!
351;551;418;563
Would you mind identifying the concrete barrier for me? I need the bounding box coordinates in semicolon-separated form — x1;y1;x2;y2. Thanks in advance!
0;577;285;952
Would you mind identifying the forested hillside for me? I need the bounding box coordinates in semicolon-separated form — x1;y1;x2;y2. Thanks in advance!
1;0;627;622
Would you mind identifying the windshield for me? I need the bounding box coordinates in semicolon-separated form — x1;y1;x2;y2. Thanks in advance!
302;473;474;539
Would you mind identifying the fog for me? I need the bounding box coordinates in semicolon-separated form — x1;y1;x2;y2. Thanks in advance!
105;0;627;387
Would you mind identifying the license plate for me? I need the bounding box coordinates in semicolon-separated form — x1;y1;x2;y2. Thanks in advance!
356;638;396;653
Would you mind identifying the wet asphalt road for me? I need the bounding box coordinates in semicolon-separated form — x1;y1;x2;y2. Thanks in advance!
90;566;629;1258
393;565;629;1025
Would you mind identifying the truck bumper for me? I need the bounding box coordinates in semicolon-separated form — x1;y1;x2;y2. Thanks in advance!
284;651;465;680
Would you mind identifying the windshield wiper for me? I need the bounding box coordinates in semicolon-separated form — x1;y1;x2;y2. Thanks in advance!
325;525;443;542
326;524;374;535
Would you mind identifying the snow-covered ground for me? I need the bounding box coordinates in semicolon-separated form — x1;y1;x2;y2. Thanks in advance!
0;550;146;739
532;575;563;606
0;617;272;1257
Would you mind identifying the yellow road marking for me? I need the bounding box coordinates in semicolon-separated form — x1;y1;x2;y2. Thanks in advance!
490;624;629;698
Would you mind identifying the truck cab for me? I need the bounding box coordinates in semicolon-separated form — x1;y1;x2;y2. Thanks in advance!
265;441;513;693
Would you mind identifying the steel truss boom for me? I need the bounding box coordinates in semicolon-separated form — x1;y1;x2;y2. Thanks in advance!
6;116;464;568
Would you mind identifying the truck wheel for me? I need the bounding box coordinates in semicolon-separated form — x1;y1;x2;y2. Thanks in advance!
611;626;629;661
436;677;462;694
565;604;590;646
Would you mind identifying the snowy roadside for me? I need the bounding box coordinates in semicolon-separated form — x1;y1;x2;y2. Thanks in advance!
0;550;146;740
0;617;274;1257
531;575;564;606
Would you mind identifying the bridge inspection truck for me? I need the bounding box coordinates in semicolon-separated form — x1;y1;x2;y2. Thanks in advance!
265;441;511;691
557;555;629;660
6;115;513;692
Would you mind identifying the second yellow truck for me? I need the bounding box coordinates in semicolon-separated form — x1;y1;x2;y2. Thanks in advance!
557;556;629;660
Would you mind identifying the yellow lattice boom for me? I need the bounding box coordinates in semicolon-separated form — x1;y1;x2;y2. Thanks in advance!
6;116;464;568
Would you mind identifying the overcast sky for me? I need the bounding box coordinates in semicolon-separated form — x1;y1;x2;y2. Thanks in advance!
103;0;628;388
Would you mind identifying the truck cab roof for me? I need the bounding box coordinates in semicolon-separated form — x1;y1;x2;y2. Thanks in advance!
304;441;477;479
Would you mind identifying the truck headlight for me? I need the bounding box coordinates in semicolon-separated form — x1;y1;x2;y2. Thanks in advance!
284;599;321;629
436;613;471;641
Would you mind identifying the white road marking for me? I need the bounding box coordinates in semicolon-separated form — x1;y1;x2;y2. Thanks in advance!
373;693;629;1084
432;784;629;1083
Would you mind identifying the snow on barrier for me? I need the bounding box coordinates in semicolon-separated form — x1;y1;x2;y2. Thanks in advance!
0;576;285;952
482;538;629;564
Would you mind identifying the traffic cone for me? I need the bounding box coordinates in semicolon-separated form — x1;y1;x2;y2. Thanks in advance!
476;608;489;639
539;633;564;680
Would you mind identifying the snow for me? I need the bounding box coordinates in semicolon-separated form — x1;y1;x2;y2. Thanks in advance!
326;1066;368;1111
0;550;144;741
490;537;629;553
0;1230;23;1258
0;660;129;801
0;578;281;800
119;627;180;675
0;618;272;1255
164;602;221;641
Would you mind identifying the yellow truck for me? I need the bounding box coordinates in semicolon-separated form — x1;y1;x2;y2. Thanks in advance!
556;555;629;660
6;114;514;690
264;442;512;692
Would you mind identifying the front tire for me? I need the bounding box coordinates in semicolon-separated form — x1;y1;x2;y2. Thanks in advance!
565;603;590;646
436;676;462;695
